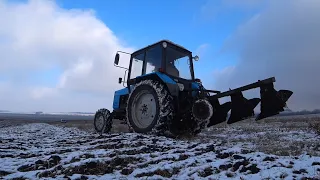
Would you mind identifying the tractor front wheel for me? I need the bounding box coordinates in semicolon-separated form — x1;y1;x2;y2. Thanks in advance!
126;80;173;135
94;108;112;134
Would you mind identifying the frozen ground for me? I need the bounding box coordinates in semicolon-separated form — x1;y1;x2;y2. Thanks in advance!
0;116;320;180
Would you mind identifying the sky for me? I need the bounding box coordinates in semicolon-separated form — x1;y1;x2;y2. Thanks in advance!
0;0;319;113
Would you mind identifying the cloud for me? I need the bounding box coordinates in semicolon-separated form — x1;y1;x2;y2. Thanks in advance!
213;0;320;111
195;43;210;58
221;0;266;9
198;0;266;22
30;87;57;99
0;0;134;112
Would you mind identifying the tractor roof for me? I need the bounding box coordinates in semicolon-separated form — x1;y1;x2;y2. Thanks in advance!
131;39;191;56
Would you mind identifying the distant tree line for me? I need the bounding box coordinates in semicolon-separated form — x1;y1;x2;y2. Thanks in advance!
276;109;320;116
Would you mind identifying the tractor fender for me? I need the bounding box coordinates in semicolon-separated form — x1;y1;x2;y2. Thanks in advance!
134;72;179;97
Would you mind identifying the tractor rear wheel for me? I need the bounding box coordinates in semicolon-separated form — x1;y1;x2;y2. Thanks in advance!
126;80;173;135
94;108;112;134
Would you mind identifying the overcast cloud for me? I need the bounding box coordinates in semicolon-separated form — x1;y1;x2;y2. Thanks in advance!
1;0;319;113
0;0;134;112
213;0;320;111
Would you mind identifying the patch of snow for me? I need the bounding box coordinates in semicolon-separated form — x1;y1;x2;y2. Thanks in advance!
0;122;319;179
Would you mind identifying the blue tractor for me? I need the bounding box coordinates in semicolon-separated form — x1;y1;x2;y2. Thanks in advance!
93;40;293;136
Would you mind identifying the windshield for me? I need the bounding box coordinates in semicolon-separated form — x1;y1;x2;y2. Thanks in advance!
166;46;192;80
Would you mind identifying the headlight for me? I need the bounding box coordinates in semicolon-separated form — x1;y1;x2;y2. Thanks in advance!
162;42;167;48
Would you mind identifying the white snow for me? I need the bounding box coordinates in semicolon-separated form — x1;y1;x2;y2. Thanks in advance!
0;121;319;180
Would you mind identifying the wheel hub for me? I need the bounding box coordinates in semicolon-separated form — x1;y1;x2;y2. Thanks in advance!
131;90;157;129
140;104;148;115
95;115;105;131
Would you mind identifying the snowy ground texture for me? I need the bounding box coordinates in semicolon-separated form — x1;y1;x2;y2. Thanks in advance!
1;117;320;179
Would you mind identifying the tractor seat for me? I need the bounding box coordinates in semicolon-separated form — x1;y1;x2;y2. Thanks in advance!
166;64;179;77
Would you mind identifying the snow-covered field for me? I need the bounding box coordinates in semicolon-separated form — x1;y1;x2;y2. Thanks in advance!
0;117;320;180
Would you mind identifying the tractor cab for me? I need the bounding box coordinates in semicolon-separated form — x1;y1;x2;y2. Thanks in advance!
115;40;199;86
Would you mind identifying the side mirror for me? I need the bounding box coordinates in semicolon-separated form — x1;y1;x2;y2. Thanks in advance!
118;77;122;84
193;55;199;61
114;53;120;65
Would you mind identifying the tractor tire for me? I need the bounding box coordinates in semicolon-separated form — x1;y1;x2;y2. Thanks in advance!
192;120;208;135
94;108;112;134
180;111;206;136
190;99;213;135
126;80;174;135
171;111;209;136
